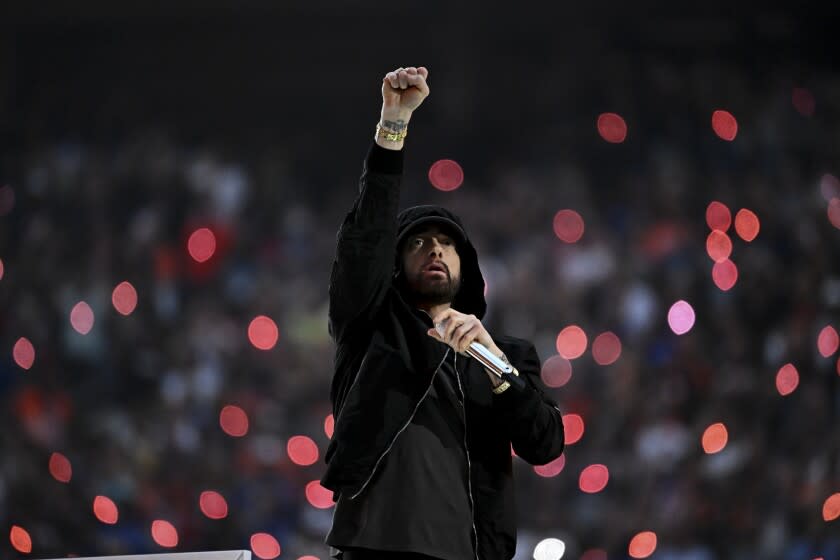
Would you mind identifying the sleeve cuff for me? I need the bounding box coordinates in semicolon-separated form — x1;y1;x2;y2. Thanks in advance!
366;141;404;175
493;381;540;414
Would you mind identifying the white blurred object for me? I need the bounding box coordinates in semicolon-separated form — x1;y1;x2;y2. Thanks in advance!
533;537;566;560
172;417;201;454
557;243;615;287
192;357;223;402
621;281;658;336
249;434;285;465
213;165;248;221
161;369;187;406
636;420;691;469
701;441;750;478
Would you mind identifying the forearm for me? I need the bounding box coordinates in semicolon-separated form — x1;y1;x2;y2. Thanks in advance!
491;344;565;464
327;140;403;341
345;140;403;226
328;65;427;340
507;394;565;465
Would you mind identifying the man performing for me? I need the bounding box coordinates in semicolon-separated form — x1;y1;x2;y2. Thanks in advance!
321;66;566;560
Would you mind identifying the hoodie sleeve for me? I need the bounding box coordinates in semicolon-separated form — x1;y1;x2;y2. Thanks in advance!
328;142;404;344
492;340;565;465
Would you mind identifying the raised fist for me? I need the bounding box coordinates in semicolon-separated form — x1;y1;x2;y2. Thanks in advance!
382;66;430;115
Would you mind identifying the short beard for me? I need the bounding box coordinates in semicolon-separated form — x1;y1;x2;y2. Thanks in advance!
400;269;462;307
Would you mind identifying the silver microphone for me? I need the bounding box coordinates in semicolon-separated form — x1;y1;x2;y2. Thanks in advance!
435;319;525;389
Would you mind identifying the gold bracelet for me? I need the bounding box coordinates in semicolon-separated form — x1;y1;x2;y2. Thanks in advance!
492;367;519;394
376;123;407;142
492;381;511;394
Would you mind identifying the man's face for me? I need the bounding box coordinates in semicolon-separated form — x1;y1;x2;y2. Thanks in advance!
399;224;462;306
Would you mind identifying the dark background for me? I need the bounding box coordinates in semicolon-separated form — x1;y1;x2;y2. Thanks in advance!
1;3;839;560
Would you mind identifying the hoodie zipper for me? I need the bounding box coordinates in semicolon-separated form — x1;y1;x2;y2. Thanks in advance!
348;348;450;500
454;353;480;560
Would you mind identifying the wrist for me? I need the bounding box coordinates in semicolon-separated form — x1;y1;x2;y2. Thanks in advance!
375;113;411;150
380;109;412;125
490;366;519;395
374;124;406;150
486;372;505;388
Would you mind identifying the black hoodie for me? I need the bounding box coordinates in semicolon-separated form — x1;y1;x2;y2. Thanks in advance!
323;142;565;559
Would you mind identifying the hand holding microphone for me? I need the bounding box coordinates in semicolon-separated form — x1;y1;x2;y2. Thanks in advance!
427;309;525;390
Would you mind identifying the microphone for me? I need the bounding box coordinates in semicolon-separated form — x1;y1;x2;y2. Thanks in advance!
435;319;526;389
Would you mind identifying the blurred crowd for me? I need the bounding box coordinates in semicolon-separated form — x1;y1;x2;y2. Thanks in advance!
1;50;840;560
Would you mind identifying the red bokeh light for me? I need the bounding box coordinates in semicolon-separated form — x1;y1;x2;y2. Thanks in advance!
823;493;840;521
563;414;585;445
251;533;281;560
776;363;799;396
668;300;696;335
220;405;249;437
93;496;119;524
552;209;585;243
49;452;72;483
287;435;319;466
818;326;839;357
712;259;738;291
151;520;178;548
556;326;587;360
541;355;573;388
734;209;760;242
112;281;138;315
248;315;279;350
428;159;464;191
597;112;628;143
702;422;729;454
324;414;335;439
199;490;229;520
706;230;733;262
592;332;622;365
829;199;840;230
533;453;566;477
579;464;609;493
792;87;816;117
70;301;95;335
305;480;335;509
711;110;738;141
705;201;732;232
298;557;320;560
187;227;217;263
10;525;32;554
0;258;4;281
629;531;658;558
13;337;35;370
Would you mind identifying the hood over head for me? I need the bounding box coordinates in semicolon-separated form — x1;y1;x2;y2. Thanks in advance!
394;204;487;319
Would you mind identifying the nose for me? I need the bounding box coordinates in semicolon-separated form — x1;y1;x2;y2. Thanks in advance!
428;240;444;256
